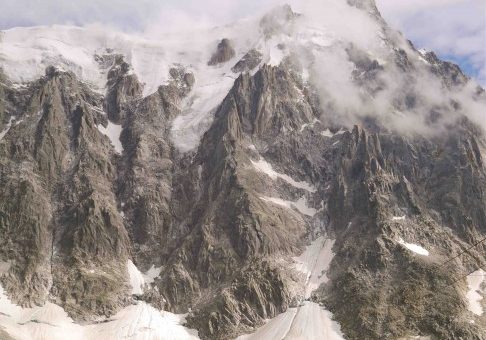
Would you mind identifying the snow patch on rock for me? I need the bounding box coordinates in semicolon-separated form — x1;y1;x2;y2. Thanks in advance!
0;117;15;141
0;284;85;340
321;129;334;138
466;269;485;316
127;260;145;295
417;49;430;64
283;302;344;339
97;121;123;154
84;302;199;340
127;260;163;295
236;308;297;340
237;302;343;340
170;74;236;152
398;238;430;256
267;37;287;67
260;196;317;217
251;158;316;192
143;265;163;285
299;118;320;132
321;128;346;138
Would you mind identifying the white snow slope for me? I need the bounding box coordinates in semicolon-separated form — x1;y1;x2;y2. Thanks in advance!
0;284;198;340
294;236;335;298
0;260;195;340
127;260;163;295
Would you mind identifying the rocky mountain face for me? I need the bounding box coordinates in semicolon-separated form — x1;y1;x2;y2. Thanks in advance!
0;1;485;340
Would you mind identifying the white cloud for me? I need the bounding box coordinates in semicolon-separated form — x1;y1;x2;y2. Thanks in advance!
376;0;467;14
1;0;483;85
0;0;280;31
0;0;159;30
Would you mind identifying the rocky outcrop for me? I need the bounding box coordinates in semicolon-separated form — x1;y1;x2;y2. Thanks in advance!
208;39;236;66
422;51;469;88
104;55;143;122
232;49;263;73
221;65;314;138
149;65;312;331
187;261;295;339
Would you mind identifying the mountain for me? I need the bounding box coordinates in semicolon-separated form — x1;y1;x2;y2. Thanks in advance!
0;1;485;339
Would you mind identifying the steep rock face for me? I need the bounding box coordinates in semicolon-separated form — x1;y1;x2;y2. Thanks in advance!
113;65;198;301
0;70;14;132
188;261;295;338
150;65;315;338
323;125;486;339
104;55;143;122
0;68;131;318
225;65;314;138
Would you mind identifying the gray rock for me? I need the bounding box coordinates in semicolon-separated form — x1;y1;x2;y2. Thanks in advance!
232;49;263;73
208;39;236;66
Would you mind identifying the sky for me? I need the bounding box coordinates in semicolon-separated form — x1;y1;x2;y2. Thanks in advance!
0;0;485;84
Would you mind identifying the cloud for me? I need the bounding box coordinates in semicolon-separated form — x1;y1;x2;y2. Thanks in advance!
0;0;161;30
376;0;467;15
277;0;486;135
0;0;282;31
143;0;283;34
2;0;483;87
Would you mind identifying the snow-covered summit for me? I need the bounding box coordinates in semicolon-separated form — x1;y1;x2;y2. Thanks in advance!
1;1;475;154
0;2;391;95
